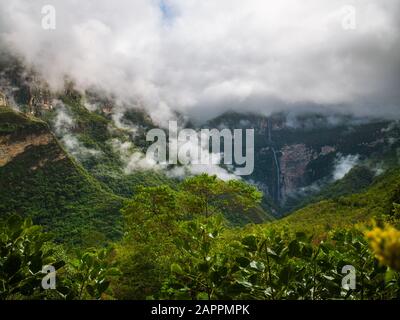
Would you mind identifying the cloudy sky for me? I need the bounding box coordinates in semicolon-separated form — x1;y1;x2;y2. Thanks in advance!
0;0;399;123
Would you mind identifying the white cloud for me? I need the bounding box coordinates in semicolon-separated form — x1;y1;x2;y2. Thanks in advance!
109;133;238;180
333;154;360;180
110;138;159;173
1;0;399;123
53;102;101;159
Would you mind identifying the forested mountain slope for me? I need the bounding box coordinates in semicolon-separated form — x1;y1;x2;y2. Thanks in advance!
275;166;400;234
0;107;123;244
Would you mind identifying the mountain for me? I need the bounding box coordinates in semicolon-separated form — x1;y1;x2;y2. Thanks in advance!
207;111;400;216
1;58;400;302
1;56;399;239
0;82;274;239
275;166;400;234
0;106;123;244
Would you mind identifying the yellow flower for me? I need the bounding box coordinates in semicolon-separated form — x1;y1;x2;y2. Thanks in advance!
366;225;400;271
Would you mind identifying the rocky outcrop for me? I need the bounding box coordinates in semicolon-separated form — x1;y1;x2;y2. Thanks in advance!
0;133;60;167
279;143;317;198
320;145;336;155
28;85;53;115
0;92;7;107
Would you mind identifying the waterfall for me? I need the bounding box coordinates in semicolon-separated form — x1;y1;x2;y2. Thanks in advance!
267;117;272;143
271;146;281;201
267;118;281;201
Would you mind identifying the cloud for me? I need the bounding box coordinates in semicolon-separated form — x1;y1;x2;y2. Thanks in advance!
53;104;74;135
167;131;239;180
1;0;399;123
333;154;360;180
61;133;101;159
109;132;238;180
109;138;159;173
53;102;101;159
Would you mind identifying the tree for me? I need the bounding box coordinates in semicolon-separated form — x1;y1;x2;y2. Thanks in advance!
118;174;263;299
0;215;65;299
165;174;262;299
180;174;262;218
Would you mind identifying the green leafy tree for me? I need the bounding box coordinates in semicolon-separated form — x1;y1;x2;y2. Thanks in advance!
0;215;65;299
64;248;120;300
165;214;227;299
116;185;181;299
164;175;262;299
180;174;262;217
0;215;120;300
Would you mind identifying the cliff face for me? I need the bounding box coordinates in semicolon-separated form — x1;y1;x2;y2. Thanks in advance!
0;107;59;166
279;143;317;198
0;132;56;167
0;92;7;107
207;111;394;215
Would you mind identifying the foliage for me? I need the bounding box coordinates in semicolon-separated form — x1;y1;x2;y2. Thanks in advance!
0;108;123;244
109;173;400;300
164;214;227;300
114;185;181;299
0;215;119;300
165;224;400;300
116;175;262;299
62;248;121;300
180;174;262;218
0;215;65;299
276;168;400;234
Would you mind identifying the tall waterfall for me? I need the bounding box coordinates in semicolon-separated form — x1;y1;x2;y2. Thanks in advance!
267;118;281;201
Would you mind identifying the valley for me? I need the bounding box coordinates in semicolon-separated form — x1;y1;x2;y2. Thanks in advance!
1;0;400;301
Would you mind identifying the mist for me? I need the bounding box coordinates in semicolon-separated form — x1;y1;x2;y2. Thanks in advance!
1;0;399;123
53;101;102;160
333;154;360;180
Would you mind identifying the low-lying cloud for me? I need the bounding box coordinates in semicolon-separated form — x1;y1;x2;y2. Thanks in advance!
110;134;238;181
1;0;399;123
53;102;101;160
333;154;360;180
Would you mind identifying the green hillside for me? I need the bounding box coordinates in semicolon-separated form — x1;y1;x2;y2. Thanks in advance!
1;106;399;301
0;104;273;246
45;95;274;225
0;107;123;244
276;167;400;234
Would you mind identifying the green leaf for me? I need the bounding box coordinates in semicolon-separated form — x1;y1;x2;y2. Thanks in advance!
250;260;265;272
29;253;43;273
295;232;307;241
7;215;22;233
198;262;210;273
53;260;66;270
236;257;250;268
279;265;293;284
171;263;184;275
236;280;253;289
97;280;110;294
196;292;209;300
4;254;22;276
288;240;300;257
86;284;96;297
241;235;257;252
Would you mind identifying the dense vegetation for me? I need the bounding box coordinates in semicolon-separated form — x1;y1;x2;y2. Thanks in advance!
0;101;273;244
1;173;400;300
0;108;123;244
2;50;400;302
1;94;400;300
